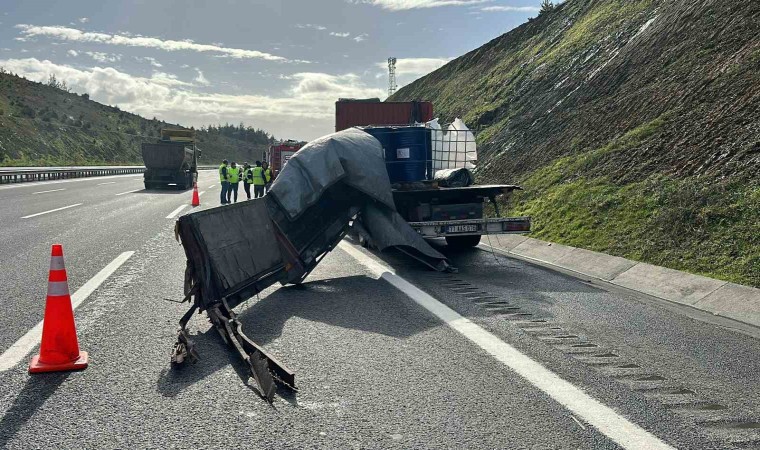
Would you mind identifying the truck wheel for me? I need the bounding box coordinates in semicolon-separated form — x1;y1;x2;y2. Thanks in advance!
445;235;482;249
144;182;153;190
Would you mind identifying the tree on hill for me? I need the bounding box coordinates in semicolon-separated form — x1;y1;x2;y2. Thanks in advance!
540;0;554;14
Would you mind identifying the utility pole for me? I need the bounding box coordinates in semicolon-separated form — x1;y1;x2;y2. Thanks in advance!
388;57;397;97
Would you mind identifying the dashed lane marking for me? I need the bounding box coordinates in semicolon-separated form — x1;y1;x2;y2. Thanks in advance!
198;191;206;197
340;241;675;450
115;189;141;196
21;203;83;219
208;184;215;189
0;251;134;371
166;204;189;219
97;181;116;185
31;188;66;195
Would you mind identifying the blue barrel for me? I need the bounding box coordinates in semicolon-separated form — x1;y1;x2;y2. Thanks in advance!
386;127;429;183
362;127;396;161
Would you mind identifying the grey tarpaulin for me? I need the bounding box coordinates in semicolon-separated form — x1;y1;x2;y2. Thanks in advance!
269;128;450;271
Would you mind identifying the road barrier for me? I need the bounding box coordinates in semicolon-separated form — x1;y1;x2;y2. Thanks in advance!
0;166;217;184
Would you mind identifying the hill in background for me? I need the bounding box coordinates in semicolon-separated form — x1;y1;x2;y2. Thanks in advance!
0;71;274;166
391;0;759;286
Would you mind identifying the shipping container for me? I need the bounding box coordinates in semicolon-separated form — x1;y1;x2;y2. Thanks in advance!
335;99;434;132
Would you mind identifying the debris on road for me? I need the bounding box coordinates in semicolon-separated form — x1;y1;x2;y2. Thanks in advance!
173;128;451;401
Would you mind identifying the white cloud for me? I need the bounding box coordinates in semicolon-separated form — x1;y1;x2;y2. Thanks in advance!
0;58;383;140
330;32;351;38
15;24;289;62
85;51;121;63
135;56;162;67
349;0;488;10
481;5;539;11
78;17;89;23
67;49;78;57
194;68;210;85
295;24;327;31
377;57;452;76
353;33;369;42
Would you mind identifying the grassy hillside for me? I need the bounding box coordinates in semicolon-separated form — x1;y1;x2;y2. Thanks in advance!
0;72;272;166
391;0;759;286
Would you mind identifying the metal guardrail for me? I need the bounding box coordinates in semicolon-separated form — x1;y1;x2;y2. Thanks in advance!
0;166;217;184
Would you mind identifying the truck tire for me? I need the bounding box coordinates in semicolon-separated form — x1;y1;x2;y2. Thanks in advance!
445;235;481;249
144;181;153;190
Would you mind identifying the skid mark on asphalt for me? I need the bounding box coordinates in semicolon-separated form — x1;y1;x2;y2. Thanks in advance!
0;251;134;372
341;241;675;450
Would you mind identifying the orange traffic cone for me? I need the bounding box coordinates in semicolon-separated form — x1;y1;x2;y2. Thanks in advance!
191;182;200;207
29;244;88;373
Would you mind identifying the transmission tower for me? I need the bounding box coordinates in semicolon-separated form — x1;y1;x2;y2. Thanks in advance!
387;57;397;97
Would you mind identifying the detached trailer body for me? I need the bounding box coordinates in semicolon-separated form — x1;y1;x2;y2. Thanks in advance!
142;129;199;190
335;99;530;247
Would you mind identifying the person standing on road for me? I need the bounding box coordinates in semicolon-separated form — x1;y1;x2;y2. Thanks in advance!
227;161;241;203
242;162;253;200
219;159;230;205
252;161;265;198
262;161;273;194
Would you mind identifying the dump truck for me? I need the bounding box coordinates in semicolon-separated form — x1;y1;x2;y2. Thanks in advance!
141;129;199;190
335;99;531;248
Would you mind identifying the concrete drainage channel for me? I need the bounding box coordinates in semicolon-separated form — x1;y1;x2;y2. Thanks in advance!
429;271;760;449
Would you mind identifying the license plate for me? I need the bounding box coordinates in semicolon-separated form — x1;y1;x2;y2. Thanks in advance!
447;224;478;233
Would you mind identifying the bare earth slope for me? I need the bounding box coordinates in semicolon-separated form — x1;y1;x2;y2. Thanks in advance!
391;0;759;286
0;73;269;166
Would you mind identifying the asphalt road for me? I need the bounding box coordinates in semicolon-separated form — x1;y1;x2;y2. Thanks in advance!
0;172;758;449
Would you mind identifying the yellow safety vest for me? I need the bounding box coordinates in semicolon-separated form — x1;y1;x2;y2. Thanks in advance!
264;168;272;183
228;167;240;183
244;168;254;184
252;167;265;186
219;164;228;182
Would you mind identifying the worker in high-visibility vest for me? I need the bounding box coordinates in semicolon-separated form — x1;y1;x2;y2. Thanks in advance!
219;159;229;205
242;162;253;200
252;160;266;198
226;161;241;203
262;161;273;194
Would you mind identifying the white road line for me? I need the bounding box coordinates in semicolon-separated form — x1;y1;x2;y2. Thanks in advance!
98;181;116;185
340;241;674;450
21;203;82;219
198;191;206;197
166;204;188;219
0;251;134;372
31;188;66;195
208;184;215;189
115;188;141;196
0;174;141;191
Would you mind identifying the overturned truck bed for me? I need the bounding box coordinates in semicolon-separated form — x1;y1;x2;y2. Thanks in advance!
173;129;452;401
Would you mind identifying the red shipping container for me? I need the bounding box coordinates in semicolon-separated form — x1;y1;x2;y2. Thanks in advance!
335;99;434;132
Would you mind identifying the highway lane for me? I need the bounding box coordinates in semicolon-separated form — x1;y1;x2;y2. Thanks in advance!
0;174;759;448
0;171;219;353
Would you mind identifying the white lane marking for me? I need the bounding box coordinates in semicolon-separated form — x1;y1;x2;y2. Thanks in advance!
31;188;66;195
208;184;215;189
339;241;675;450
97;181;116;185
21;203;83;219
198;191;206;197
0;251;134;371
115;188;141;196
166;204;188;219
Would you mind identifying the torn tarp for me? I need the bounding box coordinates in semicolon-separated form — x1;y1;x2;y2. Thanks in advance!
174;128;452;400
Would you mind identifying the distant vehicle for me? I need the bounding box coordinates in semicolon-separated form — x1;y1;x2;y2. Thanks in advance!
141;129;199;190
268;139;306;179
336;99;530;248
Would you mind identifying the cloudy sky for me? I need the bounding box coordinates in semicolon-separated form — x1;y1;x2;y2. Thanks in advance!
0;0;540;140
